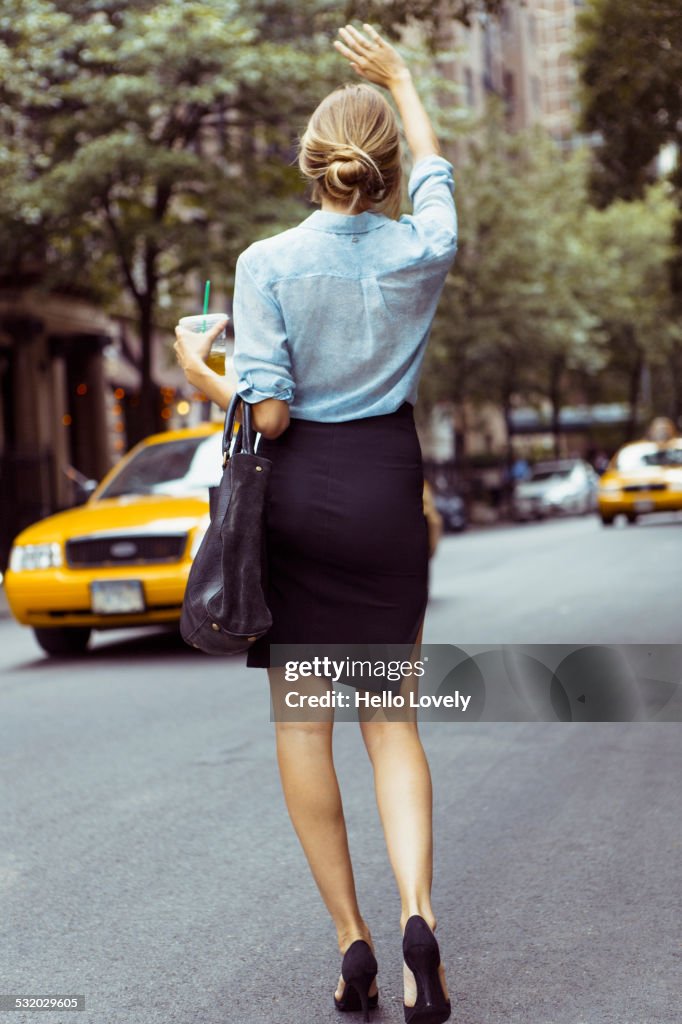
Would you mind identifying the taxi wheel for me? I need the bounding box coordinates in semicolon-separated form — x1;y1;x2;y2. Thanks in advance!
600;514;614;526
33;627;92;657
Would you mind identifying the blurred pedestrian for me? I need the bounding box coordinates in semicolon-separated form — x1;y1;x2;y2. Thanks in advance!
593;450;610;474
646;416;677;442
510;456;530;482
174;22;455;1023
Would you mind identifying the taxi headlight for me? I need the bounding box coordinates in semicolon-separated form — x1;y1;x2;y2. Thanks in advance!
9;542;63;572
190;519;210;559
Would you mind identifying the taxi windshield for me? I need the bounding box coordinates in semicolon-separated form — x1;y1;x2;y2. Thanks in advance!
616;444;682;471
98;433;223;499
530;464;574;481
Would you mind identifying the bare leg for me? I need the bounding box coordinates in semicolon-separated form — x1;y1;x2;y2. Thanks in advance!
357;619;450;1007
268;668;377;999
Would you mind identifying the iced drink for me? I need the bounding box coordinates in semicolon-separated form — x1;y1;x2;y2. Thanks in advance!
178;313;231;376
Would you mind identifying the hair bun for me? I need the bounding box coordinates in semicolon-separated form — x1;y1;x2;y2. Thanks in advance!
330;157;370;186
325;144;384;196
297;83;402;217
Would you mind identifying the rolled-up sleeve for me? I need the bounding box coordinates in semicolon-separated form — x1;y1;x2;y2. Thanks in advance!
406;154;458;258
232;253;295;405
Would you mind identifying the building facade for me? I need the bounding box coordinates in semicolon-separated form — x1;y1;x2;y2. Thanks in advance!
0;289;197;568
0;292;114;566
445;0;585;142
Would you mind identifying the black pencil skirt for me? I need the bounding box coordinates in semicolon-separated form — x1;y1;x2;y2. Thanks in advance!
246;400;430;672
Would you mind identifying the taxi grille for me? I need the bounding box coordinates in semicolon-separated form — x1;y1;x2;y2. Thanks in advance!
622;483;667;493
65;534;188;567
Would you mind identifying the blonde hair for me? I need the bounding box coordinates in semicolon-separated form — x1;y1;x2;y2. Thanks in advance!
297;83;403;220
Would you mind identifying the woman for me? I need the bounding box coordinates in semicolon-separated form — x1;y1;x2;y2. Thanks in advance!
175;23;456;1024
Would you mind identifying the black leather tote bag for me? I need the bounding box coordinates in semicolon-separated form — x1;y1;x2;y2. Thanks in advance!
180;394;272;654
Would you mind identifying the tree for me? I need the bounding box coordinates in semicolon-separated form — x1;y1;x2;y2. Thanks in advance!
423;115;601;470
581;185;678;439
0;0;492;442
1;0;352;438
421;109;678;468
345;1;504;44
577;0;682;426
576;0;682;290
577;0;681;202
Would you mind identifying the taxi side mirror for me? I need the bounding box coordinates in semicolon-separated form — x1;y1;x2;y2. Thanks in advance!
74;479;98;505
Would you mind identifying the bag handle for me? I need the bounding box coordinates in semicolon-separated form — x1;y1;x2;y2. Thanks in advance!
222;393;257;465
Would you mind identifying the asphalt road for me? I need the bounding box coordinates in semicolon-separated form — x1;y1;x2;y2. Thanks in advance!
424;508;682;644
1;514;680;1024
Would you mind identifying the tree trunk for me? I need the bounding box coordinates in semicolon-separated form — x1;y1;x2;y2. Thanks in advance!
131;235;165;446
102;199;162;446
668;341;682;429
454;398;470;510
454;399;467;469
625;335;643;442
549;354;565;458
124;292;158;447
501;386;515;518
135;296;158;444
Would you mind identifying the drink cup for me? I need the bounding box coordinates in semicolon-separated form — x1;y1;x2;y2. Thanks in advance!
178;313;232;376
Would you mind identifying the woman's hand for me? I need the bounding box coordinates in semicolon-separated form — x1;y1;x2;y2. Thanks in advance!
333;23;410;90
173;317;228;375
173;316;233;410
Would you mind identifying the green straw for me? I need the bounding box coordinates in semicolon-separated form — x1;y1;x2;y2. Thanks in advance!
202;279;211;332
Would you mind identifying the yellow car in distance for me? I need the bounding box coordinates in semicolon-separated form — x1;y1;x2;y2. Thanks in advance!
597;437;682;526
5;423;224;656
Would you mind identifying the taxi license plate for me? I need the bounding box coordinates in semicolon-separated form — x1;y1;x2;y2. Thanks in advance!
90;580;145;615
633;500;655;513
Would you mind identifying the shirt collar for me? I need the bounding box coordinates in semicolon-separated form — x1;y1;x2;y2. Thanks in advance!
301;209;389;234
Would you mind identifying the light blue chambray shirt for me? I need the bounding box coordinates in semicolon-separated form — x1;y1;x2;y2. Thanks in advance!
232;154;457;422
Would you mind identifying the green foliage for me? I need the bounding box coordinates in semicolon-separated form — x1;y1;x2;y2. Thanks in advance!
575;0;682;423
0;1;358;436
0;0;483;439
2;0;679;445
422;107;679;450
576;0;682;205
345;1;503;45
0;1;469;292
0;0;473;313
1;1;336;289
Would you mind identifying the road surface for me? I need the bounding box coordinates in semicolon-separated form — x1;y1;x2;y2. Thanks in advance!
1;514;680;1023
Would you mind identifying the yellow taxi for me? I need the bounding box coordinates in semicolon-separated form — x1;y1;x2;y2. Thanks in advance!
5;423;223;655
597;437;682;525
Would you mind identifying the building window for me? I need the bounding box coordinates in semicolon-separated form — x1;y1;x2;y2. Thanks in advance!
482;24;494;93
531;75;542;110
464;67;475;108
503;70;515;115
528;13;538;46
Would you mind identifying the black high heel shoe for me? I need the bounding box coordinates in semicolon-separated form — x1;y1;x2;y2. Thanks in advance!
333;939;379;1022
402;916;451;1024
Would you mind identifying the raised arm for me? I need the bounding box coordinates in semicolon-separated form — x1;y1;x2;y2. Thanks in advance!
334;23;440;164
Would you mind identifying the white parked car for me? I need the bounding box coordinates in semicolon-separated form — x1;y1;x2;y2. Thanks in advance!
512;459;599;521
